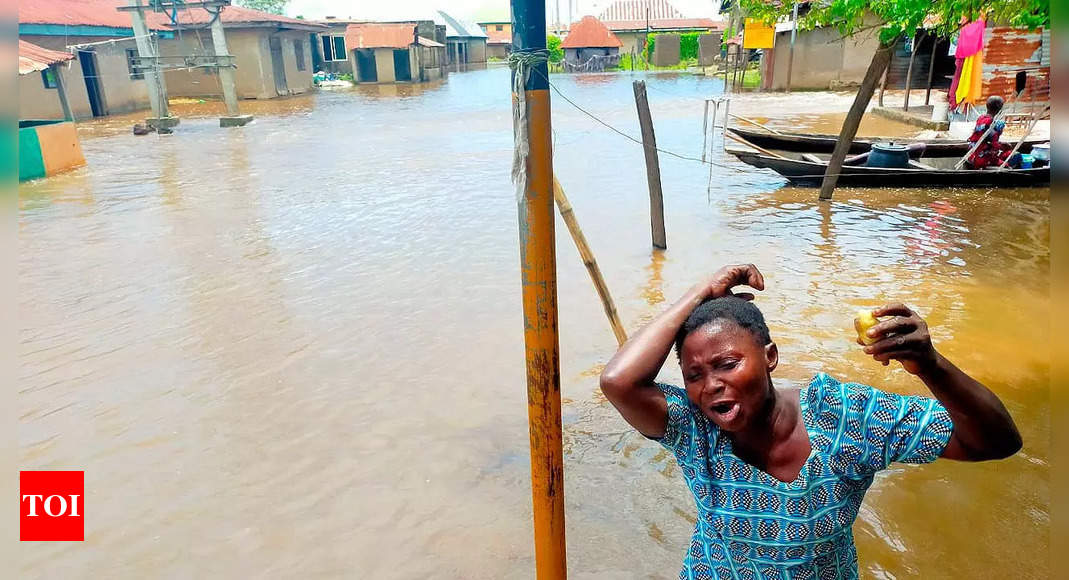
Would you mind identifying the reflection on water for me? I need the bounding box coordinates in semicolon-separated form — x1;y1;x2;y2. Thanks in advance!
19;67;1048;579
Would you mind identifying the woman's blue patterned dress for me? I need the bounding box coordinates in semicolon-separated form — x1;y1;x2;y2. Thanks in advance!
656;373;954;580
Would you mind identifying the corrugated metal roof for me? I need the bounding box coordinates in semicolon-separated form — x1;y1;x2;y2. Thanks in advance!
345;22;416;49
561;16;622;49
19;0;171;30
600;0;685;21
19;39;74;75
436;10;487;39
417;36;444;48
603;18;722;32
19;0;325;32
175;5;326;30
982;26;1049;108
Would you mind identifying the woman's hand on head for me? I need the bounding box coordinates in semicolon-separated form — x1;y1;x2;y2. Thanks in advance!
695;264;765;302
860;304;940;375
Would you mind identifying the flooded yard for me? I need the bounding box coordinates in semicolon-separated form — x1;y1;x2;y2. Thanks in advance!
19;67;1049;578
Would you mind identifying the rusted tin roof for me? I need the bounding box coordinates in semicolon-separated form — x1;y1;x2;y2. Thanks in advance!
19;0;325;31
603;18;722;32
345;23;417;49
600;0;685;21
561;16;622;49
19;0;171;30
982;26;1049;106
18;39;73;75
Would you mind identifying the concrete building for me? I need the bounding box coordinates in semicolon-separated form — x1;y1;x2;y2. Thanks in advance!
18;0;176;119
311;17;366;75
764;16;882;90
18;40;77;121
597;0;722;56
479;21;512;60
560;16;622;68
436;11;488;64
344;23;446;83
160;7;325;99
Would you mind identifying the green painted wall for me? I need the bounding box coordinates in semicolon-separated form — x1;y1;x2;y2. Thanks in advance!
18;125;46;182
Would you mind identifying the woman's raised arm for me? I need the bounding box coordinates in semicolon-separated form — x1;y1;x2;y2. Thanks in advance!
600;265;765;437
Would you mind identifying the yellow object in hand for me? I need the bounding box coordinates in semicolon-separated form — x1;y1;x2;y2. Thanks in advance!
854;310;880;345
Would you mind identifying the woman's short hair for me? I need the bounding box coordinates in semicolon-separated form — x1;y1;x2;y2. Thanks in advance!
986;95;1004;115
675;296;772;358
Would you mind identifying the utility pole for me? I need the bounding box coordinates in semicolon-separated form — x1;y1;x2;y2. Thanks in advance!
785;1;798;92
128;0;175;130
511;1;566;579
209;9;253;127
119;0;251;129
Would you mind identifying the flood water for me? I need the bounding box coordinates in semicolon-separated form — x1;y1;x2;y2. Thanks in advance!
19;67;1049;578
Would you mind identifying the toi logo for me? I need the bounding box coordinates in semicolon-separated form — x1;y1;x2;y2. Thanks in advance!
20;471;84;541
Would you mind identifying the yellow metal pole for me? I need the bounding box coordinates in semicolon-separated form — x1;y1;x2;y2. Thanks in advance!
512;1;567;578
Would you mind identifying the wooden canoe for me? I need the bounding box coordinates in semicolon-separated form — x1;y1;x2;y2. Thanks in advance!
728;147;1051;188
726;127;1041;156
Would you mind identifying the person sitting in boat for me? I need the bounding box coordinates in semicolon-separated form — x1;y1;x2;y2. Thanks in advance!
966;96;1020;169
599;264;1021;580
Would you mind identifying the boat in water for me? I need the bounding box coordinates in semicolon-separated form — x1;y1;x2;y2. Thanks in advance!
726;127;1042;156
727;142;1051;188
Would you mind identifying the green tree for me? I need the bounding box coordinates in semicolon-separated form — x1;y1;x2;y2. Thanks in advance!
740;0;1049;199
235;0;288;15
546;34;563;63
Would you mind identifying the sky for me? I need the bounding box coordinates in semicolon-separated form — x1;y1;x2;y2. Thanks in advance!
284;1;724;24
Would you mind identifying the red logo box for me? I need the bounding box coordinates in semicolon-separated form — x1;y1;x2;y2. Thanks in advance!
20;471;84;541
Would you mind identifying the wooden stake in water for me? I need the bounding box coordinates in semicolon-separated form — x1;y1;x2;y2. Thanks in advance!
632;80;667;250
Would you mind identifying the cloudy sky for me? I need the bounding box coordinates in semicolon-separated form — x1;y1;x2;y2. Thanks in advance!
284;0;724;23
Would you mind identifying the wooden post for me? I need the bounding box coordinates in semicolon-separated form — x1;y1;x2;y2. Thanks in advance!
553;177;628;346
701;99;710;162
53;65;74;121
632;80;667;249
511;1;566;578
819;40;896;200
925;35;938;106
878;61;889;107
903;32;921;111
785;1;798;92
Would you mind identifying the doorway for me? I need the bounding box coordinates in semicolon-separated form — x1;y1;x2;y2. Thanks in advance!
356;49;377;82
269;36;289;95
392;49;411;82
78;50;106;117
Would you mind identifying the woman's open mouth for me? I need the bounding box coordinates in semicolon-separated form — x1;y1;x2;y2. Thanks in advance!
710;401;741;423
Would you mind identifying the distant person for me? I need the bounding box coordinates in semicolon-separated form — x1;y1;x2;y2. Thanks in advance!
966;96;1020;169
599;264;1021;579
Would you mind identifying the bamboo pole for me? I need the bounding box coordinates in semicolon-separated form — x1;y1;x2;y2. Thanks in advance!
511;1;566;578
729;114;783;135
552;177;628;346
997;105;1050;169
903;32;921;111
924;35;938;106
724;130;791;159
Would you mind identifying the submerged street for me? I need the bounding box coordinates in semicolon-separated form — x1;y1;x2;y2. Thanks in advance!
19;66;1049;578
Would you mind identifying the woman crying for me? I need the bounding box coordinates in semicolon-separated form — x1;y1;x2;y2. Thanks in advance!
599;264;1021;580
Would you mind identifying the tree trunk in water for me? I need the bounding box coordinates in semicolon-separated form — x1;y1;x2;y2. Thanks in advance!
819;41;896;201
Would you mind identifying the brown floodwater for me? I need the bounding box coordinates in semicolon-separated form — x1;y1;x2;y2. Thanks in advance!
19;69;1048;578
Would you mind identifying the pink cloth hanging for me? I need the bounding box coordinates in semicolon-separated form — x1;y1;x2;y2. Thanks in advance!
948;57;964;108
955;19;985;58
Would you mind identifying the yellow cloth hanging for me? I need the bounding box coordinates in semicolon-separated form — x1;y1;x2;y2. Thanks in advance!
956;55;974;104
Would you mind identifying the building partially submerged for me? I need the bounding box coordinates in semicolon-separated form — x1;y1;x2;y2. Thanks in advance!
597;0;721;56
560;16;622;70
344;22;446;83
479;20;512;60
160;7;326;100
18;0;174;118
436;11;488;64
